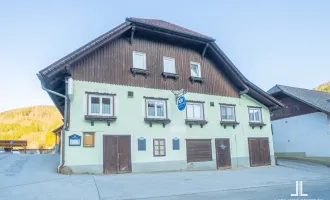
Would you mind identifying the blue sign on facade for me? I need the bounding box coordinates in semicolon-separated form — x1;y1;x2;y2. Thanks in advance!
69;134;81;146
177;95;186;111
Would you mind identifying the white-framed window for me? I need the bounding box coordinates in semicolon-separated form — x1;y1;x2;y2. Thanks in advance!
190;61;201;77
163;56;175;73
220;105;236;121
248;107;262;122
133;51;146;69
146;99;166;119
186;102;204;120
88;95;113;116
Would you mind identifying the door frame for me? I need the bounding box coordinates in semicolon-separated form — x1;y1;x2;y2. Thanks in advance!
215;138;232;169
248;137;270;167
101;134;132;174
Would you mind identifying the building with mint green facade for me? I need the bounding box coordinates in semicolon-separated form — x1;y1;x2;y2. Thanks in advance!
39;17;284;174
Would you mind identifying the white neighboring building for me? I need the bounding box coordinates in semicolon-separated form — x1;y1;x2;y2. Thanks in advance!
268;85;330;161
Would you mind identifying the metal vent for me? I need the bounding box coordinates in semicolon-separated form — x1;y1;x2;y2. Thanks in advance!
128;91;134;98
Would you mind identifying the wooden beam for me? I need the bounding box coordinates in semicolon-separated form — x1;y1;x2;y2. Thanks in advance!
129;26;136;45
201;43;209;59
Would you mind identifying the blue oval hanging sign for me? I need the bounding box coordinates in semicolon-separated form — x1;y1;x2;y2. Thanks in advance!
177;95;186;111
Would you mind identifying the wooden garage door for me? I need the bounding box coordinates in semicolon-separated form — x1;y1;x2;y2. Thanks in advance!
186;139;212;162
248;138;271;167
103;135;131;174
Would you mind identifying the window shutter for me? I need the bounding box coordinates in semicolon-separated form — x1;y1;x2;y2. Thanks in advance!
138;137;146;151
173;138;180;150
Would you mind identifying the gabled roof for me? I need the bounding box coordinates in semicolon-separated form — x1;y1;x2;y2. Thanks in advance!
126;18;215;41
38;17;284;114
268;85;330;115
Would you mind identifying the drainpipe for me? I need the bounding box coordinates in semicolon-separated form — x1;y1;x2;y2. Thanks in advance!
239;88;249;96
37;74;68;173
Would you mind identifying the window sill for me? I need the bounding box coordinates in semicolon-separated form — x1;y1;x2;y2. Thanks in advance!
249;122;266;129
220;121;240;129
189;76;205;84
161;72;179;81
130;68;149;78
144;118;171;128
185;119;208;128
85;115;117;126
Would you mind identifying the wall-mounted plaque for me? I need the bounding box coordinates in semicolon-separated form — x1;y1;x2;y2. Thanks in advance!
69;134;81;146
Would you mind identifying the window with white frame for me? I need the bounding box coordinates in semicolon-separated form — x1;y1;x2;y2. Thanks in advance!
220;105;236;121
248;107;262;122
88;95;113;116
163;57;175;73
186;102;204;120
133;51;146;69
146;99;166;119
190;62;201;77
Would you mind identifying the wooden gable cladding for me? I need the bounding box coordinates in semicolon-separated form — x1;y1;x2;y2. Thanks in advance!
71;35;239;97
271;93;318;120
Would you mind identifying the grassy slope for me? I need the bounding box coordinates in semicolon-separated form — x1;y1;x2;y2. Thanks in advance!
0;106;62;149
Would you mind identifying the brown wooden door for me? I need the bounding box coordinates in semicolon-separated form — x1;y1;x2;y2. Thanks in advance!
215;138;231;169
103;135;131;174
248;138;271;167
118;135;132;173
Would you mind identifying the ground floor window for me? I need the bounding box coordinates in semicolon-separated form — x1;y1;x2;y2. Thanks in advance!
153;139;166;157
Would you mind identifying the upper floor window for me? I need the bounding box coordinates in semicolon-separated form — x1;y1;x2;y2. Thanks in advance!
133;51;146;69
88;94;113;116
163;57;175;74
146;99;166;119
220;105;236;121
248;107;262;123
187;102;204;120
190;62;201;77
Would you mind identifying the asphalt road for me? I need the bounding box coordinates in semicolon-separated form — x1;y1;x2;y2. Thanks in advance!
0;154;330;200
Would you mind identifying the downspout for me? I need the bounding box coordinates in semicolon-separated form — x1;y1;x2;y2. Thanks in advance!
239;88;249;96
37;74;68;173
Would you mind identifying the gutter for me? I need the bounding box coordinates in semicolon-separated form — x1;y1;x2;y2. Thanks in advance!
37;74;68;173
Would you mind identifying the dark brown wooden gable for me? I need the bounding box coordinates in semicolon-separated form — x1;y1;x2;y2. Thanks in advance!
271;93;318;120
71;35;239;97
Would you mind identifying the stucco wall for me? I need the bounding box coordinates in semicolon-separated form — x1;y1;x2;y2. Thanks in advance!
64;80;275;173
272;112;330;157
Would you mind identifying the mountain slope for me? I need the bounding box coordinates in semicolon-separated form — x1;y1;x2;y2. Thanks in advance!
315;82;330;93
0;106;62;148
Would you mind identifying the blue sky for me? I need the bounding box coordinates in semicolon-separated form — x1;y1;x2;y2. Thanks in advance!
0;1;329;112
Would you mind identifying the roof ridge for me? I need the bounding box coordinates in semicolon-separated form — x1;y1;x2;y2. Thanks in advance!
278;84;330;95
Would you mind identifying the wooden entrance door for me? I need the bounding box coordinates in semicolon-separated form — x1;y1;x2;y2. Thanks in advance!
215;138;231;169
248;138;271;167
103;135;131;174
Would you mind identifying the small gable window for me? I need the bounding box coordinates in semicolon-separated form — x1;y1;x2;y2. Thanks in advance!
133;51;146;69
190;62;201;78
163;57;175;74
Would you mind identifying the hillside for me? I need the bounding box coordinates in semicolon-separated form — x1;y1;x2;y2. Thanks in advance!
315;82;330;93
0;106;62;149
